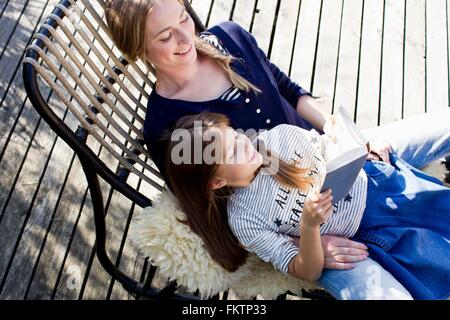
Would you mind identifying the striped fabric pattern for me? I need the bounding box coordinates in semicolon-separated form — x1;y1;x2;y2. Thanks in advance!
227;124;368;273
199;31;242;101
219;86;241;101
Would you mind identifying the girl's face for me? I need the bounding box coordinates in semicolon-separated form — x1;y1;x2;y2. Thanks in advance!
143;0;197;70
209;125;263;189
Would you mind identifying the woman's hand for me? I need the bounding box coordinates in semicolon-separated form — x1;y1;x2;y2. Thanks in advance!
320;235;369;269
323;115;337;143
302;189;334;228
367;138;393;164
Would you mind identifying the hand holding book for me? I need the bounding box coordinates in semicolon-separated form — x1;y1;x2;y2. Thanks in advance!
318;107;369;204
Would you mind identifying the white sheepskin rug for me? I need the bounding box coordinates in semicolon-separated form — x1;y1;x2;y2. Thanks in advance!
129;190;319;299
422;159;450;187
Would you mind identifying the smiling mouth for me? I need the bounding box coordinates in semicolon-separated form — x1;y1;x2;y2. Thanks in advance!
175;44;192;55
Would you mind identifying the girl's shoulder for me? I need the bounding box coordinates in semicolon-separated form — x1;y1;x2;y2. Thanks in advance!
257;124;324;160
259;124;315;143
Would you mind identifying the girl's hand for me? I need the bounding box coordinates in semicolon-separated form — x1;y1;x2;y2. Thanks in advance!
367;138;393;164
302;189;333;228
321;235;369;269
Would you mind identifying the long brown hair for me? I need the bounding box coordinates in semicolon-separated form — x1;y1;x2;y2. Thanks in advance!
105;0;260;93
160;112;314;272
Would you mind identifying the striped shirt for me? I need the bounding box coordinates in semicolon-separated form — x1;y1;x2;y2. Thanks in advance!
227;124;368;274
219;86;241;101
199;31;242;101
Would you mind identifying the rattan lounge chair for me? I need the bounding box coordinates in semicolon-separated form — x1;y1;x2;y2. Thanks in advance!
22;0;333;300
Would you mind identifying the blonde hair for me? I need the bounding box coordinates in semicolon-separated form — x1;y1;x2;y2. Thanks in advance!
105;0;260;94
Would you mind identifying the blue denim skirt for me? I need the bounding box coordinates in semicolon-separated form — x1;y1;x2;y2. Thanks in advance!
352;154;450;299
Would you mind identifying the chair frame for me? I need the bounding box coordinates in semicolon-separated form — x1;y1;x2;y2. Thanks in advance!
23;0;333;300
23;0;208;300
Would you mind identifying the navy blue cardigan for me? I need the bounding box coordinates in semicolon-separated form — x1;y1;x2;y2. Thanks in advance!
144;21;315;177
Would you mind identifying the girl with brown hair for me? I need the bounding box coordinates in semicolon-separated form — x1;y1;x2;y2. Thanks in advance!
161;111;449;299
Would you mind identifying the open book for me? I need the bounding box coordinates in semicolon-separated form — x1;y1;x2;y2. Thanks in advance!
319;106;369;204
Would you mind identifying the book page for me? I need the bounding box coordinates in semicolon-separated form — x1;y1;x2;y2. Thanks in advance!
324;107;368;163
319;107;369;202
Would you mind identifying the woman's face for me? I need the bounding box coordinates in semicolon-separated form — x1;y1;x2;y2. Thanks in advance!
143;0;197;70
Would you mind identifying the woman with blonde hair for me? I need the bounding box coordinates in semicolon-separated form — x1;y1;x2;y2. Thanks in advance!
105;0;450;299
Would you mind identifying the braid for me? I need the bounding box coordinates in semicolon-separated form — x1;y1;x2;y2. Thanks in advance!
194;35;261;94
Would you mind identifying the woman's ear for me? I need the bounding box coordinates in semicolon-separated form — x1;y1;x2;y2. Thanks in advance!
208;177;227;190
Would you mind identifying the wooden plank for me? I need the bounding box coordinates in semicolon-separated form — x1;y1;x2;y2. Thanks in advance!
0;98;40;221
108;192;148;299
379;0;405;125
24;1;116;299
0;97;64;297
0;0;60;200
26;157;94;299
333;0;363;118
290;0;322;93
190;0;213;26
0;0;59;157
45;168;105;299
0;0;56;98
207;0;234;27
231;0;255;31
0;1;10;20
403;0;426;119
0;0;28;57
270;0;301;75
0;106;76;299
80;181;135;299
0;3;98;292
3;42;99;298
108;177;145;299
426;0;449;112
0;7;104;295
355;0;384;129
251;0;278;54
310;0;343;115
27;132;110;299
0;0;60;294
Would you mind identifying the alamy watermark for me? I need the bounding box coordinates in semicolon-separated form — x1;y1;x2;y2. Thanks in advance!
169;121;282;173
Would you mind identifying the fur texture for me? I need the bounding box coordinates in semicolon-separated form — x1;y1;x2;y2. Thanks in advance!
129;160;447;299
422;160;449;187
129;190;318;299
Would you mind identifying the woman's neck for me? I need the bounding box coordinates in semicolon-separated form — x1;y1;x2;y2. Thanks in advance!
154;56;203;98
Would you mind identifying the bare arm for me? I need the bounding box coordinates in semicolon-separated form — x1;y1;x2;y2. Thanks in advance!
295;95;331;131
296;95;392;164
287;189;333;282
288;224;324;281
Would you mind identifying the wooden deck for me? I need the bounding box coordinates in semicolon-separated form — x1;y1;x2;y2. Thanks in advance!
0;0;448;300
